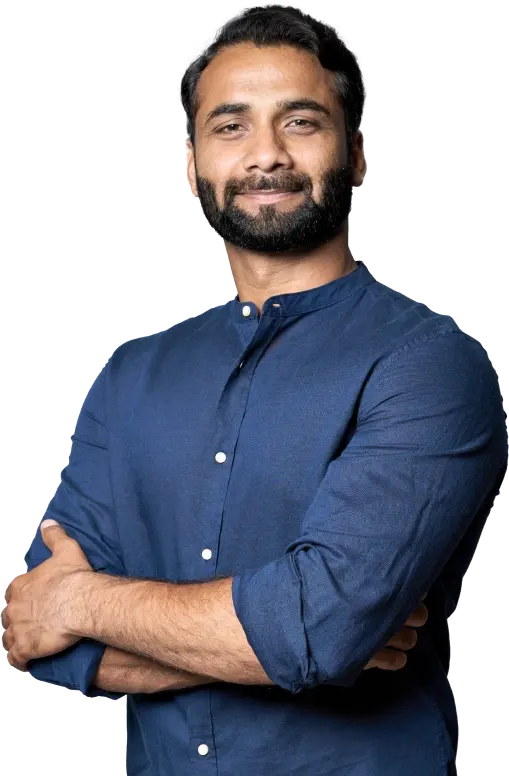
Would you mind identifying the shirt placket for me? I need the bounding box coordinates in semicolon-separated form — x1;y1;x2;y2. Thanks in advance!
187;302;283;769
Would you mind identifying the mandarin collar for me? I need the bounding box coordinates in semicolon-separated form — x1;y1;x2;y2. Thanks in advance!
230;260;375;321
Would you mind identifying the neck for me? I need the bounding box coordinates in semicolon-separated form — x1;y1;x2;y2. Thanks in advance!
226;226;356;314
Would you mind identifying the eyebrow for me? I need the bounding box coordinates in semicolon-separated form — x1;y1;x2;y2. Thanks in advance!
203;98;332;127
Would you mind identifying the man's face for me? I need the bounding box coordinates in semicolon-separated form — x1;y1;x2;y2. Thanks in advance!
187;43;364;254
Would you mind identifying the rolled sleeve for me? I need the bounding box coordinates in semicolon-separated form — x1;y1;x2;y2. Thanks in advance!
232;330;508;692
24;360;126;699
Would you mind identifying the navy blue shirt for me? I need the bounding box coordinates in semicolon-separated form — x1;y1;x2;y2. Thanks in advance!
25;261;507;775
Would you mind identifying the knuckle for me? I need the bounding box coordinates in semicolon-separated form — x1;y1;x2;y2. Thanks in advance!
2;629;11;650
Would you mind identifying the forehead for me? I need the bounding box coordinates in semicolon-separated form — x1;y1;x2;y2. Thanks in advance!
195;42;341;122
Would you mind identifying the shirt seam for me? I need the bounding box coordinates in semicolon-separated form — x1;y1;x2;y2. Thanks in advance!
372;325;461;383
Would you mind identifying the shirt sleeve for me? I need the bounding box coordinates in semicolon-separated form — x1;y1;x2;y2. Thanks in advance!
232;328;508;693
24;360;125;699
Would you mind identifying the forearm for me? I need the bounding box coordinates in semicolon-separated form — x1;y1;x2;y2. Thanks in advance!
92;645;218;694
71;573;271;685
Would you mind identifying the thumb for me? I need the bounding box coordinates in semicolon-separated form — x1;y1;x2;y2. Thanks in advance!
40;519;69;552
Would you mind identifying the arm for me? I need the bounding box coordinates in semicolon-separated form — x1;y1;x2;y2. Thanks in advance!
230;329;508;692
23;359;228;696
57;329;505;691
94;601;425;692
91;646;217;695
62;569;272;686
24;359;130;698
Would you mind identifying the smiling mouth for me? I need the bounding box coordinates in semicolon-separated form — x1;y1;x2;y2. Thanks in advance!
238;190;302;203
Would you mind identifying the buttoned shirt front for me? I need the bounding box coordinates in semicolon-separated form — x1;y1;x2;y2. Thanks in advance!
25;261;507;776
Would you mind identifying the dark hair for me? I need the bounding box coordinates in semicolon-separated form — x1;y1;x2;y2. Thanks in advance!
180;4;365;153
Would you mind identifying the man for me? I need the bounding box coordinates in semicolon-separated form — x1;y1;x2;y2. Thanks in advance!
2;4;507;775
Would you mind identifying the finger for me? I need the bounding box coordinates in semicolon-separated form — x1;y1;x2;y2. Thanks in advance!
420;592;428;601
1;606;9;629
40;518;71;553
2;627;13;651
2;582;12;627
365;647;407;671
7;647;28;672
405;602;428;627
385;626;417;651
9;641;27;671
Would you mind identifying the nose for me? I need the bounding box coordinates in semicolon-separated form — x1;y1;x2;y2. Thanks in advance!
242;123;293;175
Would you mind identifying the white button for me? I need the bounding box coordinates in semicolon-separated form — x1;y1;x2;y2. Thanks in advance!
197;743;209;756
215;451;227;463
242;305;251;317
202;548;212;560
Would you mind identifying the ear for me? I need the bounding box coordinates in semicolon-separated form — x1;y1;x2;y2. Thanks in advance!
186;139;198;197
350;130;367;188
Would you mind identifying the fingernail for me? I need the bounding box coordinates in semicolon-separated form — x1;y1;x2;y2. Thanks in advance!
41;519;58;528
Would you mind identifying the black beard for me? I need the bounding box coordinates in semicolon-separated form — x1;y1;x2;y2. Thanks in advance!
195;164;354;254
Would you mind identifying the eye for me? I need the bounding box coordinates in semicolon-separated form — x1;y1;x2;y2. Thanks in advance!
216;119;318;135
287;119;317;129
216;122;243;134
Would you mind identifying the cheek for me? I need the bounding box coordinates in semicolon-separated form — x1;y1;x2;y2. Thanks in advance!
291;149;331;192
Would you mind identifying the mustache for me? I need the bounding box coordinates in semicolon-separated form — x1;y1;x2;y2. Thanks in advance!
212;165;353;207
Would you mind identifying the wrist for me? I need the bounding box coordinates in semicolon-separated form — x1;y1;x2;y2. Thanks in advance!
64;569;106;639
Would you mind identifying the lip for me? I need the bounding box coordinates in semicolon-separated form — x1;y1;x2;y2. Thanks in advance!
238;190;301;203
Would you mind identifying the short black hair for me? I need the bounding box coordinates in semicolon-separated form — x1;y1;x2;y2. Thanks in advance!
180;4;365;153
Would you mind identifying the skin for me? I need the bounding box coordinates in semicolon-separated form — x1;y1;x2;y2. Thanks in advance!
184;43;367;313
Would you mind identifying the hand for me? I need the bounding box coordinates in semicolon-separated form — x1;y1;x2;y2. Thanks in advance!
2;519;93;672
363;593;429;671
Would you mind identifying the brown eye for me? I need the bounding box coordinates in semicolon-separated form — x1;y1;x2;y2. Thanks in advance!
216;119;317;135
218;123;242;134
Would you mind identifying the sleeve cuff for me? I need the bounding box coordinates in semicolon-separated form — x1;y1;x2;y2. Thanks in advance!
28;639;125;700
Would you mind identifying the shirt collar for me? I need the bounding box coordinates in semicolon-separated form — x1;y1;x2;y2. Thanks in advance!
230;260;375;320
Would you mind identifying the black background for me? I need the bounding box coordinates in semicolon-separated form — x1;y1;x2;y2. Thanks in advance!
2;2;507;776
